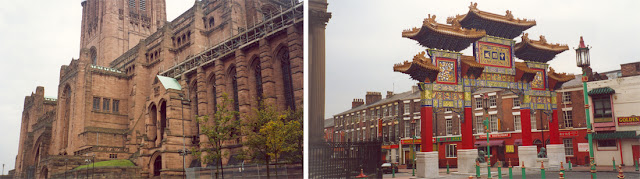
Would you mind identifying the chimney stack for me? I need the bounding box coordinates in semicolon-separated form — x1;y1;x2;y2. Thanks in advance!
352;99;364;109
386;91;394;98
365;92;382;105
412;85;419;93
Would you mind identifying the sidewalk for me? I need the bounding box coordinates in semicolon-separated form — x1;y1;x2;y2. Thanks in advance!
384;165;640;179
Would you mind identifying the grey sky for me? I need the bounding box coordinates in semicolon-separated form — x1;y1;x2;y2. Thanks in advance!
325;0;640;119
0;0;192;171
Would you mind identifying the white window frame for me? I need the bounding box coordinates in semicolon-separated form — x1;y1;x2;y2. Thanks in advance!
531;111;537;131
446;119;453;135
562;92;572;103
513;97;520;108
475;116;484;134
445;144;457;158
490;114;498;132
475;97;482;109
405;121;411;137
563;138;574;156
489;95;497;108
404;103;410;114
514;115;521;131
563;110;573;128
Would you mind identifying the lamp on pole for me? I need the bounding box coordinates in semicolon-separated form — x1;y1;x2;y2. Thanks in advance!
482;94;491;178
92;154;95;179
179;93;190;179
575;36;596;179
411;120;416;176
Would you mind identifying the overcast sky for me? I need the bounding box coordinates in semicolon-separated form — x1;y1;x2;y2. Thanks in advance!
0;0;192;171
324;0;640;119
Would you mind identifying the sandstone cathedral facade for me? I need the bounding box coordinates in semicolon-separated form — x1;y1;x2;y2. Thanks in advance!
14;0;303;178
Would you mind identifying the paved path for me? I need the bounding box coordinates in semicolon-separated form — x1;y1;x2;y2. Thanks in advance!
384;166;640;178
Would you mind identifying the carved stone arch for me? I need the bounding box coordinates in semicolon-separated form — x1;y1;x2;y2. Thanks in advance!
157;98;168;145
189;78;199;117
206;72;218;115
60;84;73;149
147;102;158;141
274;43;295;110
89;46;97;65
249;55;263;105
149;150;163;177
226;65;239;112
39;165;48;179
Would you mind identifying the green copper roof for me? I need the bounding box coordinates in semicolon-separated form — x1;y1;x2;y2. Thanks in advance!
592;131;639;140
588;87;615;96
157;75;182;90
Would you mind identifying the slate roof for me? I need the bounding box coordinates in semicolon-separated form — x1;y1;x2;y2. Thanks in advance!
334;88;420;117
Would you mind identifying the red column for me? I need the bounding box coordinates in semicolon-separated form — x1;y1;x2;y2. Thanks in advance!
549;109;560;144
520;109;532;146
421;106;433;152
461;107;474;149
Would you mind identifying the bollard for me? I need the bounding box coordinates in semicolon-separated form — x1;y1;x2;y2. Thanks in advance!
497;161;502;179
613;157;617;171
559;171;565;179
476;161;481;179
508;160;513;179
568;159;572;171
521;161;526;179
392;164;395;178
635;159;639;172
617;165;624;179
540;161;546;179
560;162;565;175
590;158;597;179
355;169;368;178
469;176;474;179
447;160;450;174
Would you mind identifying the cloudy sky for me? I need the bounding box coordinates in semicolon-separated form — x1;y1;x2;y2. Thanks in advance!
324;0;640;118
0;0;193;171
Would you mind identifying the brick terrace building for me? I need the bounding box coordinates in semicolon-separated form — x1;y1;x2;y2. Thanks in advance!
587;61;640;166
332;79;596;167
14;0;303;178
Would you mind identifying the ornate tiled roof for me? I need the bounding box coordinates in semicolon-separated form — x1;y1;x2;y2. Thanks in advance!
546;67;575;90
393;51;440;82
402;14;486;51
460;55;484;78
514;33;569;63
447;2;536;39
514;62;537;83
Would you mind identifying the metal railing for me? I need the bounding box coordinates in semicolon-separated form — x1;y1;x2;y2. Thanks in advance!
310;141;383;179
161;2;303;78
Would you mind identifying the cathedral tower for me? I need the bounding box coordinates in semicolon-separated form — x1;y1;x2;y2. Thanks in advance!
79;0;166;66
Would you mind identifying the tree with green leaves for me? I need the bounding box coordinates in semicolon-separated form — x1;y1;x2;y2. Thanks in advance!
241;101;302;178
194;93;240;179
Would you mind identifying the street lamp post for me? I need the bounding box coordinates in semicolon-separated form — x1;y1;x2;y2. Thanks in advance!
179;94;187;179
482;94;491;178
575;36;596;179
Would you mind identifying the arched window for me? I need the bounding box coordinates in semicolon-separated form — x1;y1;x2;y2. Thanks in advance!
251;58;263;102
278;47;295;110
140;0;146;11
209;17;215;29
62;85;72;148
209;75;217;114
229;66;239;113
148;104;157;141
159;101;167;145
190;81;198;117
90;46;97;65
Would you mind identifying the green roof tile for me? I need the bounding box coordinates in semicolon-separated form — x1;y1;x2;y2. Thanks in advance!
592;131;638;140
588;87;615;96
157;75;182;90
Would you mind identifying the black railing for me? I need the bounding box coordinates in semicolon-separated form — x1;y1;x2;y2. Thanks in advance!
309;141;383;179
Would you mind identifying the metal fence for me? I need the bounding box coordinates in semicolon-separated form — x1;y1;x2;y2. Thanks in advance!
186;163;302;179
309;141;383;179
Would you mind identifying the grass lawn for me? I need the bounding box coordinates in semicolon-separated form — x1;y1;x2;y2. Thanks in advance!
74;159;136;170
